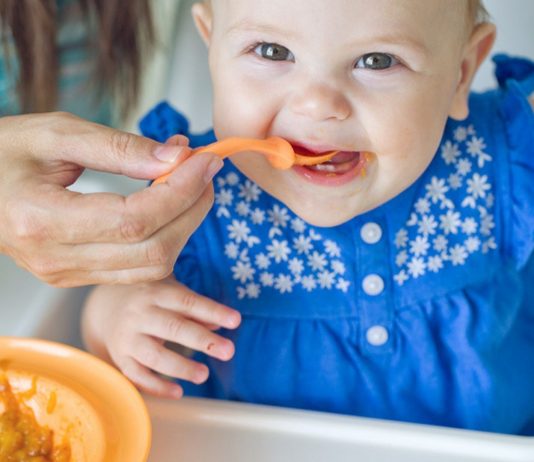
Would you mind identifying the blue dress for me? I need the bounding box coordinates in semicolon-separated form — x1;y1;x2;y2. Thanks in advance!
140;55;534;435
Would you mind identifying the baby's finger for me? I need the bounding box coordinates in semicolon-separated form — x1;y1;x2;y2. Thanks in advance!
199;323;220;331
142;308;235;361
118;356;183;399
131;336;210;384
154;280;241;329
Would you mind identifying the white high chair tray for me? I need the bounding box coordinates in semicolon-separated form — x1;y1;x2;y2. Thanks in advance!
145;396;534;462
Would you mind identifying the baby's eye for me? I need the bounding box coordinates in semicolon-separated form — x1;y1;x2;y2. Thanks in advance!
355;53;399;70
253;43;295;62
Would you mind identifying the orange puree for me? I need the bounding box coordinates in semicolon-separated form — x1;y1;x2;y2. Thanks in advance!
0;374;71;462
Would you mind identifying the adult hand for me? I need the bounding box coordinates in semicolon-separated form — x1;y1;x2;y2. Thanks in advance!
82;278;241;398
0;112;223;287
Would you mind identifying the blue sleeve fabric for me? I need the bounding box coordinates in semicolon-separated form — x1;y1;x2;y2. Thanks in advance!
139;101;215;147
494;55;534;269
138;102;191;143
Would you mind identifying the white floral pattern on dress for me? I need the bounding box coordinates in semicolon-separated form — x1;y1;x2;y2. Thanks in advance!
214;172;351;299
393;123;497;286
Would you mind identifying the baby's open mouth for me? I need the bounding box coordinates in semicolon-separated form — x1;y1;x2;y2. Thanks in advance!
291;144;363;175
153;137;368;186
304;151;362;174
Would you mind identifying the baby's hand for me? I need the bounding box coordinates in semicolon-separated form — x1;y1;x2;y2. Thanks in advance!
82;278;241;399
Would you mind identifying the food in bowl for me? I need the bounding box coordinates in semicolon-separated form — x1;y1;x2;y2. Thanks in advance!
0;337;151;462
0;372;71;461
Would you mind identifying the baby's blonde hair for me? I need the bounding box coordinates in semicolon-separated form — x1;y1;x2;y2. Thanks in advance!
468;0;490;26
202;1;489;22
200;1;489;35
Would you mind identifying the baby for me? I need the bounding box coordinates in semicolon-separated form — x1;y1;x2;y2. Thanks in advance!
82;0;534;434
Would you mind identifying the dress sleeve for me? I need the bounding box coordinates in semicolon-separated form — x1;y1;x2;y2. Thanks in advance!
138;102;191;142
495;55;534;269
138;101;216;147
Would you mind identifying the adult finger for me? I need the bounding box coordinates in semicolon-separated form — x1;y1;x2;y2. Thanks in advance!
9;112;191;180
28;264;175;288
15;152;221;246
28;192;213;285
17;186;215;286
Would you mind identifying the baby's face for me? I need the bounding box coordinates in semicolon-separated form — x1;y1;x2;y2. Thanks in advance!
195;0;473;226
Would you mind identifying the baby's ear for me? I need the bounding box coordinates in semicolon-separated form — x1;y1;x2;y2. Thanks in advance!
449;23;497;121
192;2;213;47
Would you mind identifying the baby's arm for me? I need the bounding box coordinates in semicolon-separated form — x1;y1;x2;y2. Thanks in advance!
81;277;241;398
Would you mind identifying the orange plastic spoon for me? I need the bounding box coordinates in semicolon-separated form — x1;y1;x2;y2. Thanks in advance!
152;137;339;186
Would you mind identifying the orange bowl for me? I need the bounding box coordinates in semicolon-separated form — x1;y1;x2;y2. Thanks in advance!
0;337;151;461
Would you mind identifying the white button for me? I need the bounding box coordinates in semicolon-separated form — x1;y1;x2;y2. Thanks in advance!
362;274;384;296
366;325;389;346
360;222;382;244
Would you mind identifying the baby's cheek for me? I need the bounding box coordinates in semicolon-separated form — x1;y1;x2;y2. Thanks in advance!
385;106;447;165
370;120;442;200
212;76;279;139
213;98;264;140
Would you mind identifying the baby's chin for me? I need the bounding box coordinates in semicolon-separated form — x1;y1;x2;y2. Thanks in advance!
229;158;366;227
257;179;367;227
275;194;363;228
296;211;355;228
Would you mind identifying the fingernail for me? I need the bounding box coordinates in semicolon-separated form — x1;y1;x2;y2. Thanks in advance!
194;366;209;384
153;145;180;163
226;312;241;328
165;135;189;147
175;136;190;147
204;156;224;183
171;387;183;399
215;341;234;360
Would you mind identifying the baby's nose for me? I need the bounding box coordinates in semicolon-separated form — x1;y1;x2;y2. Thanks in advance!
288;81;351;122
